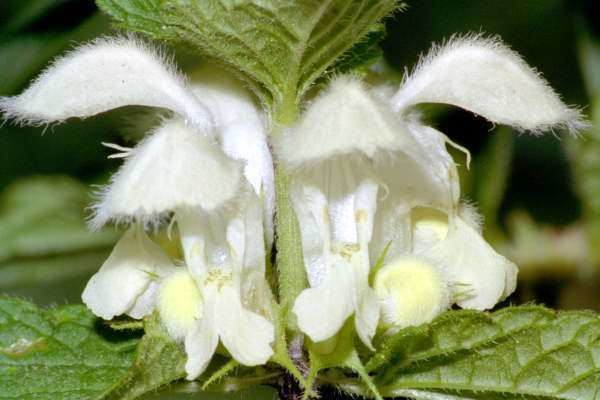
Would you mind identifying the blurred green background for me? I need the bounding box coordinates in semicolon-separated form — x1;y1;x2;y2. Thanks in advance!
0;1;597;398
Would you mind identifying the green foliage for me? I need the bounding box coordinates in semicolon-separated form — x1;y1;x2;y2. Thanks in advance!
307;321;382;400
360;306;600;399
95;0;399;122
0;296;137;400
327;23;388;77
105;314;187;400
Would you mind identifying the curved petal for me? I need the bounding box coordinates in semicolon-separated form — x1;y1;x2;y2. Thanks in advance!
391;35;586;134
0;37;213;132
293;259;355;343
278;76;413;167
81;226;175;319
216;285;274;366
370;123;458;263
190;69;275;246
418;217;517;310
91;117;243;228
184;297;218;380
355;287;379;348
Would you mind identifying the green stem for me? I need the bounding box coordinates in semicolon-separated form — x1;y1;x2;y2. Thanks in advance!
274;165;307;330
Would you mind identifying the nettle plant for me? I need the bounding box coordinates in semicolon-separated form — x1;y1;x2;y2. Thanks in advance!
0;1;598;400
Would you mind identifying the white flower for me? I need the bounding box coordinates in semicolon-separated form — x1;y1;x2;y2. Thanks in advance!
280;35;585;342
280;77;444;348
0;37;275;379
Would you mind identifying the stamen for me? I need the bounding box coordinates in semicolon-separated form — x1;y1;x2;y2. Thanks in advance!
102;142;133;159
442;135;471;169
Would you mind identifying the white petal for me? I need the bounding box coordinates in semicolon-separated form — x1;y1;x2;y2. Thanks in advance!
216;285;274;366
0;37;213;132
293;258;355;343
419;217;518;310
184;299;218;380
81;226;175;319
289;156;378;286
190;69;275;246
127;279;161;319
175;208;239;282
355;287;380;348
391;35;586;134
92;117;243;228
370;123;457;262
278;76;412;166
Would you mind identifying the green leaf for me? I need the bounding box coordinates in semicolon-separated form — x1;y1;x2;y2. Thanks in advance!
95;0;399;123
327;23;387;77
0;296;138;400
105;313;187;400
366;306;600;400
307;321;382;400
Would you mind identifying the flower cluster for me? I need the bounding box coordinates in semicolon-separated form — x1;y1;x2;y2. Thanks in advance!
0;35;584;373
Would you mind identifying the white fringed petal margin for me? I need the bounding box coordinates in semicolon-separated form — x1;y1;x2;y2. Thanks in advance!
0;37;213;132
91;117;243;229
82;226;176;320
391;35;587;134
419;217;518;310
278;76;411;167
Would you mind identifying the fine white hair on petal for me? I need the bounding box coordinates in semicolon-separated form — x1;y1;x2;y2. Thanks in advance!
278;75;413;167
90;117;243;229
458;201;484;234
0;36;214;133
391;34;588;135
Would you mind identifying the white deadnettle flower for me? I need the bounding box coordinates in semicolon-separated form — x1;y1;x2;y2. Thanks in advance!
280;35;585;341
0;37;275;379
279;77;448;348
